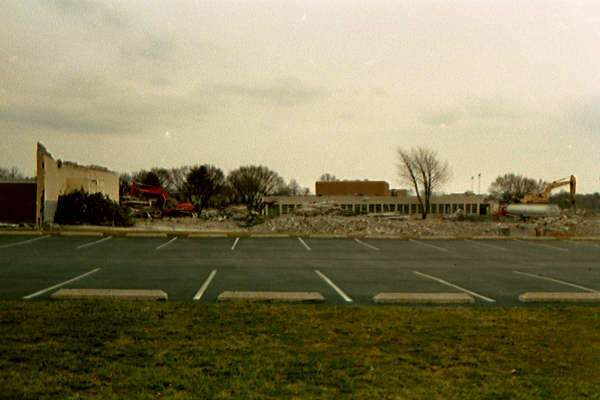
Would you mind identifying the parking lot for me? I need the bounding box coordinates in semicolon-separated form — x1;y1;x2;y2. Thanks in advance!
1;233;599;306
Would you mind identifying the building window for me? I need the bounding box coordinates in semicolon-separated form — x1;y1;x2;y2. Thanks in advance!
383;204;390;212
369;204;375;213
431;204;437;214
376;204;382;213
411;204;417;214
282;204;289;214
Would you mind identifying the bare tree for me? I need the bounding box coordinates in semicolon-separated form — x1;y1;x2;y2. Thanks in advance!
119;172;133;196
227;165;285;211
318;173;338;182
0;167;25;181
168;166;192;197
397;147;450;219
278;179;309;196
137;170;162;187
488;173;546;203
184;165;225;213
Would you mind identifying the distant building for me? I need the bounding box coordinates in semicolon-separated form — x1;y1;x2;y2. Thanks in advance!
316;180;391;196
265;180;489;217
36;143;119;226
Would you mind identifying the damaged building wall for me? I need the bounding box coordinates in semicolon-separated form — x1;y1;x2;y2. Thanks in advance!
36;143;119;226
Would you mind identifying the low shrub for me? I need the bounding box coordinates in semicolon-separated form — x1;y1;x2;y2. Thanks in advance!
54;190;133;227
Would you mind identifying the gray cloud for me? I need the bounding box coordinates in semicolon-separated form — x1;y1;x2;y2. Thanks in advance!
463;96;532;120
0;104;132;134
564;95;600;130
1;70;207;135
207;78;327;107
418;107;463;126
418;96;536;126
50;0;128;29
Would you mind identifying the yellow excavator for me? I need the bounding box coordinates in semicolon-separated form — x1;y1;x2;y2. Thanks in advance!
507;175;576;217
521;175;576;204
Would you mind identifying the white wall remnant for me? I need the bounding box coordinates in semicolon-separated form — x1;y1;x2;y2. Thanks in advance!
36;143;119;226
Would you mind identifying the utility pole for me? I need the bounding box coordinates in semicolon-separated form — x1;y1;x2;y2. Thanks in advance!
478;173;481;194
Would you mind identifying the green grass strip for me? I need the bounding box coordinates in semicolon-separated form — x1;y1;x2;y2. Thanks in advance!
1;302;599;399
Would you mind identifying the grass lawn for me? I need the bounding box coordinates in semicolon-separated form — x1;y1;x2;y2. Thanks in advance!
1;301;599;399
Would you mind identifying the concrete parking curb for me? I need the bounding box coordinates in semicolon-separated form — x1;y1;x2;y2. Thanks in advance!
51;288;168;301
374;292;475;304
55;231;104;237
3;229;600;240
518;292;600;303
126;232;168;238
217;291;325;303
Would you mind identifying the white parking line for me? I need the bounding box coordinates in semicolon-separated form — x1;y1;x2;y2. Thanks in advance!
231;237;240;250
354;238;380;251
567;240;600;249
413;271;496;302
519;240;568;252
315;270;353;302
156;237;177;250
0;235;50;249
22;267;102;300
77;236;112;249
464;239;507;252
409;239;449;252
193;270;217;300
298;237;311;251
513;271;599;293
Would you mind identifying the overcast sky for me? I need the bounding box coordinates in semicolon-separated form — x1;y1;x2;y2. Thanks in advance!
2;0;600;193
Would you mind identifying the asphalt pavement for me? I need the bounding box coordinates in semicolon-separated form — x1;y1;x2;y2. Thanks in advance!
1;233;599;306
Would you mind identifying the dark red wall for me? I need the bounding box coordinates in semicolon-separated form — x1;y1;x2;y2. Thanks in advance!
0;182;37;223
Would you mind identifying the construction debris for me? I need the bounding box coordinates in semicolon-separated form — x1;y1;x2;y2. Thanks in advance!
4;207;598;237
126;209;600;237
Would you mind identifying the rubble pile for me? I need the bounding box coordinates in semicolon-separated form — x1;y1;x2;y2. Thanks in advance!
251;215;507;236
535;213;600;236
128;210;600;237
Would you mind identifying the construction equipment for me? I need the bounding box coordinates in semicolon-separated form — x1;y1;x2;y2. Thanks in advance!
506;175;576;218
122;183;194;218
521;175;576;204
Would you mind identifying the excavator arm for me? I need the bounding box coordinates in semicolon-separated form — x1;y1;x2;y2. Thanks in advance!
522;175;576;204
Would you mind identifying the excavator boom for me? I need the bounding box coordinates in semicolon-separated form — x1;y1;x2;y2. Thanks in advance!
522;175;576;204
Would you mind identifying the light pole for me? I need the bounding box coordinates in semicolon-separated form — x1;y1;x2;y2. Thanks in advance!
478;173;481;194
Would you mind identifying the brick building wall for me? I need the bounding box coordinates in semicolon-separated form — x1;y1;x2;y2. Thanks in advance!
315;181;391;196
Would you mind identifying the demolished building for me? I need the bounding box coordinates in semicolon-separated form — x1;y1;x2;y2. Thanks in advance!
35;143;119;226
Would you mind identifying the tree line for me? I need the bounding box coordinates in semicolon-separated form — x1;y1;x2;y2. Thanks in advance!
119;165;310;213
3;150;599;218
0;167;35;182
